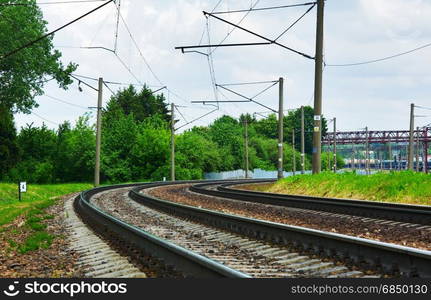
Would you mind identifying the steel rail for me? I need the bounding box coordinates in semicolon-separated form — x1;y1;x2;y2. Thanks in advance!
75;181;251;278
189;181;431;225
130;183;431;277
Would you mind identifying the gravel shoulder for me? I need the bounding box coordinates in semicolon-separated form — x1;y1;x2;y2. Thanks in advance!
146;184;431;251
0;193;84;278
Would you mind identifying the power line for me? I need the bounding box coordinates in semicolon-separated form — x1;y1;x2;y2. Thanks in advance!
72;73;156;87
415;105;431;111
31;112;60;126
0;0;108;6
325;42;431;67
117;9;163;86
211;2;316;14
44;94;90;110
0;0;114;59
114;52;144;85
209;0;261;55
115;7;188;105
273;2;316;42
174;105;188;123
218;80;278;86
203;10;314;59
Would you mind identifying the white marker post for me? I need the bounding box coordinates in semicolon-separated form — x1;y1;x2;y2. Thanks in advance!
19;182;27;201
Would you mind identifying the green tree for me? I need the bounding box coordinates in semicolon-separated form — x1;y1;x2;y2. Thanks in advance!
0;106;19;179
7;123;57;183
129;116;170;181
62;115;95;182
175;131;223;179
0;1;77;113
285;106;328;155
104;85;169;123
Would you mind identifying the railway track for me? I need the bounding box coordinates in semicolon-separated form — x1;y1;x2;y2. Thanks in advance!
74;180;431;278
190;181;431;225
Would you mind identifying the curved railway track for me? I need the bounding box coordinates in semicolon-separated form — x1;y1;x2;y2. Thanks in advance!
75;180;431;278
190;181;431;225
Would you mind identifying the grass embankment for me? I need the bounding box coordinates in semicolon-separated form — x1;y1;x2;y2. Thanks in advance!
0;183;92;253
250;171;431;206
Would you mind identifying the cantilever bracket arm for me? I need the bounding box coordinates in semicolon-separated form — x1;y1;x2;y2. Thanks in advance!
216;85;278;113
202;11;314;60
175;42;271;53
175;108;219;131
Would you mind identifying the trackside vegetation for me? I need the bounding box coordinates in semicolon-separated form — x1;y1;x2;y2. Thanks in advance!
1;85;343;184
256;171;431;205
0;183;92;252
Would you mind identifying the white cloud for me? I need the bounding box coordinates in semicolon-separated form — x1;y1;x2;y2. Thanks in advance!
14;0;431;133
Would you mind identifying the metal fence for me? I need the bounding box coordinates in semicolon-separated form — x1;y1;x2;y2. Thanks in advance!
204;169;312;180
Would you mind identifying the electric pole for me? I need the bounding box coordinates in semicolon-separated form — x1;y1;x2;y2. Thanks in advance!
171;103;175;181
312;0;325;174
408;103;415;170
333;117;337;173
351;143;355;171
94;77;103;187
365;126;370;175
277;77;284;179
244;120;250;179
292;129;296;175
301;106;305;174
388;142;392;170
416;126;420;172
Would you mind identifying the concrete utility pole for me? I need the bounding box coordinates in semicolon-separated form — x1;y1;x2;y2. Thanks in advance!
94;77;103;187
292;129;296;175
388;142;392;170
424;128;428;174
365;126;370;175
301;106;305;174
405;144;409;170
351;143;355;171
244;120;250;179
408;103;415;170
277;77;284;179
171;103;175;181
416;126;420;172
312;0;325;174
333;117;337;173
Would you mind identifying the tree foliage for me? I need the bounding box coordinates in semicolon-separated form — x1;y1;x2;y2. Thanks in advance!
0;0;77;113
0;106;19;177
1;85;335;183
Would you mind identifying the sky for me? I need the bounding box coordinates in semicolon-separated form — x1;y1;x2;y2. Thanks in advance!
13;0;431;132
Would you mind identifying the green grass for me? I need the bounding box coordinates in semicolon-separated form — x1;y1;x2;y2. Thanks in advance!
0;183;92;226
0;183;92;253
260;171;431;205
18;231;54;253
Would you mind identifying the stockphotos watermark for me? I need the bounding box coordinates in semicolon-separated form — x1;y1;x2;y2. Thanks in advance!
3;281;127;297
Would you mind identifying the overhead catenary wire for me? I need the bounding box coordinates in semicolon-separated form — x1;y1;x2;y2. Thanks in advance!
44;94;90;110
273;2;316;42
209;0;261;55
211;2;316;14
203;10;314;59
0;0;108;6
115;7;188;105
0;0;114;59
216;82;278;112
72;74;163;88
415;105;431;111
175;105;188;123
325;42;431;67
31;111;60;126
217;80;278;86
